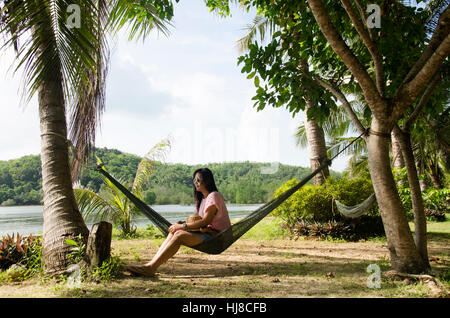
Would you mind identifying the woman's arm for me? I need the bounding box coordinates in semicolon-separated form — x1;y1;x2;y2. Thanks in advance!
186;205;217;229
169;205;217;233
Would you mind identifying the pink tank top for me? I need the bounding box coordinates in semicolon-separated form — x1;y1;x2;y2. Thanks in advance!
196;191;231;232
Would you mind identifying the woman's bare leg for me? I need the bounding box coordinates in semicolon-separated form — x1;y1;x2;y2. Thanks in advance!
142;231;203;275
153;233;173;260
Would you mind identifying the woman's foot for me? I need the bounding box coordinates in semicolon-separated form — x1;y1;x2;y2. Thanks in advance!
123;264;156;277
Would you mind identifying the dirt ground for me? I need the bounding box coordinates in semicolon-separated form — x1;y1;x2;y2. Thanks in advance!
1;236;448;298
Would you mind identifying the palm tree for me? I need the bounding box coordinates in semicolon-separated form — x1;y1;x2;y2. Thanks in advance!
74;138;171;237
0;0;173;275
411;106;450;189
295;98;369;177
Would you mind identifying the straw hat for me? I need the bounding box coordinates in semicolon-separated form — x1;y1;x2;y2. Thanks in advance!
186;215;202;231
187;214;202;223
185;215;218;234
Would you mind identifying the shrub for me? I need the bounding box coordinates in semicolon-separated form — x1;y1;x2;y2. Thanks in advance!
91;256;123;281
272;181;334;224
328;176;375;209
425;208;446;222
286;216;385;242
396;184;449;222
65;234;87;264
0;233;40;269
272;175;383;241
0;233;42;280
423;188;450;214
272;175;376;225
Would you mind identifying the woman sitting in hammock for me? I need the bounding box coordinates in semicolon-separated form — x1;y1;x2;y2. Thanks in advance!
124;168;231;277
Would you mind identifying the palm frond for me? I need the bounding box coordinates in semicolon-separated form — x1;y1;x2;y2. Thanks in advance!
107;0;173;40
294;123;309;148
321;106;354;138
73;186;116;224
327;136;367;159
132;136;172;193
236;14;277;54
1;0;110;180
68;0;111;179
345;154;369;177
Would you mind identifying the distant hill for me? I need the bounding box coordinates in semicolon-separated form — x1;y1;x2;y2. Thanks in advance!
0;147;341;206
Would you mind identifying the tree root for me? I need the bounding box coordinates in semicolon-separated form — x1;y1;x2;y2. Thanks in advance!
383;270;448;297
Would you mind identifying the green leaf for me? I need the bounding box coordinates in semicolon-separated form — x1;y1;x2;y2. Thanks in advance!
254;76;260;87
247;71;256;79
65;239;78;247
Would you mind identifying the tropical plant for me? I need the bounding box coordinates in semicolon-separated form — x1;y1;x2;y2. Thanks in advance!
295;99;371;177
0;0;177;275
0;233;42;277
74;138;171;237
65;234;87;265
272;174;374;224
0;0;108;275
236;14;277;54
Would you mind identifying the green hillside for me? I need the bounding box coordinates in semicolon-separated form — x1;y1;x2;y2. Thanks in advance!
0;148;341;206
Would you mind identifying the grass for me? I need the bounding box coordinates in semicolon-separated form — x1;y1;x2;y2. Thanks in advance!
411;214;450;242
0;216;449;298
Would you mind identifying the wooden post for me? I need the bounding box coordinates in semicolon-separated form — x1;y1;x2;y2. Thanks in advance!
85;221;112;270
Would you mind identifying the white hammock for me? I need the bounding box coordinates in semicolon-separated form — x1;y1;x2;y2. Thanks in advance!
334;193;377;219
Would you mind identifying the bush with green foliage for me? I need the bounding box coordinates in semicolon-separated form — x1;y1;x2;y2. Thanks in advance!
0;233;42;281
272;175;376;223
272;175;384;240
394;168;449;222
423;188;449;213
65;234;87;265
65;235;123;282
91;256;123;281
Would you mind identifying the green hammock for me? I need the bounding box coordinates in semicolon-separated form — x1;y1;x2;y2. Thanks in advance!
334;193;377;219
96;160;332;254
95;130;366;254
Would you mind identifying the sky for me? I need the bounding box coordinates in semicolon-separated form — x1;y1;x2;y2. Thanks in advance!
0;1;351;172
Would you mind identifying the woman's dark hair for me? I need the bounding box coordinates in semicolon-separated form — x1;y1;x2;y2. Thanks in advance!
193;168;219;211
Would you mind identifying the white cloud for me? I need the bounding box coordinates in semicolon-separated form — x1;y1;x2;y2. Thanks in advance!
0;50;41;161
0;2;350;173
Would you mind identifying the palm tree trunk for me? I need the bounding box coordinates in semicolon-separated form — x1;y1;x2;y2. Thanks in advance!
38;74;89;276
304;99;329;185
428;158;444;189
391;134;405;170
393;126;430;269
367;120;426;273
415;157;428;191
391;132;406;186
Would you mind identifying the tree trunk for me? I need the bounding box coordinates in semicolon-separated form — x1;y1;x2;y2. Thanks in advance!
415;157;428;191
391;133;406;186
304;100;329;185
366;121;426;274
428;159;443;189
393;126;430;269
38;75;89;276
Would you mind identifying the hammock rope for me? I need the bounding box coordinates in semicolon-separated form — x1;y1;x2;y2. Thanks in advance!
95;131;366;254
